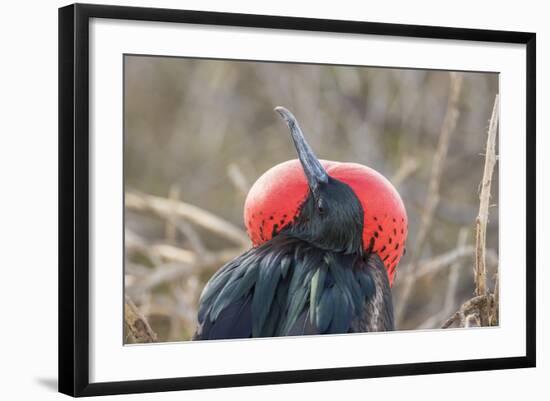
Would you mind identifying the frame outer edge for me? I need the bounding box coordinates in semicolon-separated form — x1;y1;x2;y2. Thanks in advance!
59;3;93;397
58;2;537;396
525;33;536;367
58;4;77;397
74;2;92;396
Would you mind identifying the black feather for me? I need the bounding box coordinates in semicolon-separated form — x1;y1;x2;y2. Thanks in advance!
194;235;394;340
195;296;252;340
194;234;396;340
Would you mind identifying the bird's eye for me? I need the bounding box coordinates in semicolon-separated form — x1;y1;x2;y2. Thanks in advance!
317;199;326;215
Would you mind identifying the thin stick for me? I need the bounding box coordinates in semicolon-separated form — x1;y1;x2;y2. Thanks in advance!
227;163;251;195
474;94;499;297
416;228;469;329
412;245;473;279
441;295;489;329
177;220;208;256
396;72;463;324
414;72;464;260
418;227;470;329
404;246;497;281
165;185;180;243
491;272;499;325
126;249;244;293
404;243;498;328
126;190;250;247
464;313;481;328
441;95;500;329
443;228;469;317
124;296;158;343
391;157;419;187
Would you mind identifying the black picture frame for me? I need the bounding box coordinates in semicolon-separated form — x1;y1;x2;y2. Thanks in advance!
58;3;536;397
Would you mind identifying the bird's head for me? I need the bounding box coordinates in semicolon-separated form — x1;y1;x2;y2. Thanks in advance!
244;107;408;285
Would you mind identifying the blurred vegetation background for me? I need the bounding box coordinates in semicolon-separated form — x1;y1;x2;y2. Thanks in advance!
124;55;499;343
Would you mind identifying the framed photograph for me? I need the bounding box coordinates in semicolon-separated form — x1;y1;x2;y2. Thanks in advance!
58;3;536;397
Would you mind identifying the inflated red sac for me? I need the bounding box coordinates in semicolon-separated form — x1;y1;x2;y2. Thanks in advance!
244;159;407;286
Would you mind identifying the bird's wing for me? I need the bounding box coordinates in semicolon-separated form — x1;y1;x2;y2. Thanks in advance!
350;253;395;332
193;295;253;340
194;237;381;340
193;246;292;340
193;250;256;340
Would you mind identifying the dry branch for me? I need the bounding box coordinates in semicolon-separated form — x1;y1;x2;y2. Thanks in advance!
165;185;180;243
126;245;243;294
405;246;497;281
150;243;197;264
126;191;250;247
391;157;419;187
414;72;464;260
418;227;469;329
473;94;499;326
124;296;158;343
126;228;196;264
441;295;490;329
443;228;469;317
227;163;251;195
177;219;208;256
490;273;499;325
395;72;463;324
464;313;481;328
412;245;473;279
148;243;242;268
441;94;500;329
126;263;198;294
474;94;499;298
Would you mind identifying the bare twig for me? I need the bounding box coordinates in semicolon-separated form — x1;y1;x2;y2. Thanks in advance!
165;185;180;243
441;295;490;329
126;248;244;294
396;72;463;324
124;296;158;343
391;157;419;187
150;244;243;267
412;245;473;279
475;94;499;298
149;244;197;264
414;73;464;260
175;277;201;339
490;272;499;325
227;163;251;195
125;228;162;266
464;313;481;328
443;228;469;317
418;227;469;329
126;190;250;247
126;263;198;295
442;94;499;329
176;220;208;256
125;229;196;264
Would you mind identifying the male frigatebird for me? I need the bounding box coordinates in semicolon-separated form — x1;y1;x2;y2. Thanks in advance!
193;107;407;339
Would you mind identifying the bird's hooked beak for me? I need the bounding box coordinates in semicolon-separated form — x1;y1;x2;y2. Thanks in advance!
274;106;329;195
